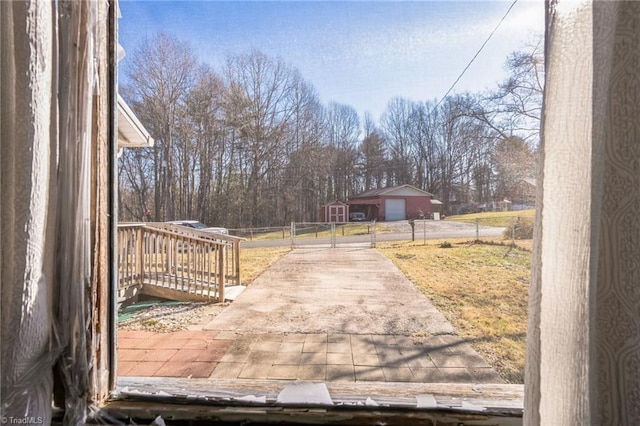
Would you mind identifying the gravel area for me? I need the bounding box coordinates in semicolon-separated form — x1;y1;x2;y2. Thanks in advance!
119;301;228;332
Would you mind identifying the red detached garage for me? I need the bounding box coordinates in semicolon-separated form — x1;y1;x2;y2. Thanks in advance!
347;185;434;221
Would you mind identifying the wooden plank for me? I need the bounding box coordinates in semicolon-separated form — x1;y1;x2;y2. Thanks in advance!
140;284;213;302
135;227;143;286
206;244;213;297
107;378;523;425
235;242;241;285
100;401;522;426
144;223;244;244
218;245;225;302
118;377;524;406
90;0;112;402
223;285;246;301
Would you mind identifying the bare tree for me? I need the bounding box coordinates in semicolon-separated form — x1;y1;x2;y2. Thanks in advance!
116;32;540;227
492;136;537;202
471;37;544;145
117;148;154;221
121;33;198;221
182;66;228;225
324;102;361;201
410;100;442;194
281;74;328;222
222;51;299;226
428;95;494;213
359;132;387;191
380;97;417;186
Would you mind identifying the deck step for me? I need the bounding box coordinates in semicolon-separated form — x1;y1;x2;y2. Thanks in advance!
224;285;246;301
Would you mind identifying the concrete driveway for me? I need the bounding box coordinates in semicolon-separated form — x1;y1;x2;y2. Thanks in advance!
205;248;455;335
194;247;504;383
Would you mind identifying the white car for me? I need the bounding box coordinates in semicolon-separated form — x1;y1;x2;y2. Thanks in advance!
166;220;228;235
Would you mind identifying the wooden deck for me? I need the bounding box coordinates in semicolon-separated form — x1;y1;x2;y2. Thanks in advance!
117;223;244;304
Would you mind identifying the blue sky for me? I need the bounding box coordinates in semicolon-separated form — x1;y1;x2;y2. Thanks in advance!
118;0;544;121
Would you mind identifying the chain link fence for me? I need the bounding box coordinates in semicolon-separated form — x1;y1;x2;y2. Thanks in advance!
229;222;377;248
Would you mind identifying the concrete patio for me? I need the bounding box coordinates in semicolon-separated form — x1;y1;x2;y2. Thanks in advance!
118;329;502;383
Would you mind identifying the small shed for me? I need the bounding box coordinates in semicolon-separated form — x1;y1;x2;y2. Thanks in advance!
321;201;349;223
430;199;444;219
348;185;433;222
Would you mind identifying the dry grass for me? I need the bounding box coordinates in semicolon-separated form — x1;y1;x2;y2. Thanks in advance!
377;237;531;383
240;246;291;284
446;210;535;228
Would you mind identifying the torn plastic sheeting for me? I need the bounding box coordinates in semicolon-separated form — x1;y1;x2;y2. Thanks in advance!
337;397;383;407
416;394;438;409
460;401;487;412
235;395;268;404
120;387;173;397
149;416;166;426
364;397;379;407
276;382;333;406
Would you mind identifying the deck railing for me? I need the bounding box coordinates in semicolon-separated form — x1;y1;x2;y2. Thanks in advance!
117;223;243;303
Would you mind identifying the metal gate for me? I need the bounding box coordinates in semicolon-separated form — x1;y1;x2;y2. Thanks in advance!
290;221;377;248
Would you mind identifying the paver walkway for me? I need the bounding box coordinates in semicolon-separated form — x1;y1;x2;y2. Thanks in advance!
118;248;504;384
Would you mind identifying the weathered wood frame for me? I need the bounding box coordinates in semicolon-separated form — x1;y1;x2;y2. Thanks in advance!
107;379;524;425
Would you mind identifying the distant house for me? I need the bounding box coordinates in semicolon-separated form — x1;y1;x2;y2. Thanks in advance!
512;178;537;207
347;185;434;222
320;201;349;223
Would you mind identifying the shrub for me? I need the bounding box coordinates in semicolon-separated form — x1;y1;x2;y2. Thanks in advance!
440;241;453;248
503;217;534;240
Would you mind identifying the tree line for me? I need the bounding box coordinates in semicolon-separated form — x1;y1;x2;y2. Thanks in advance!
118;33;542;228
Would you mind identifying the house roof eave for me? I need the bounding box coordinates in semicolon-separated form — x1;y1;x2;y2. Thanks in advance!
117;95;154;149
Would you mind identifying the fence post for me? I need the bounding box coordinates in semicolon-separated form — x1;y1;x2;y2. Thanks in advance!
166;235;172;275
290;222;295;249
234;241;241;286
371;220;377;248
475;218;480;241
136;227;144;285
218;244;226;302
423;219;427;245
331;223;336;248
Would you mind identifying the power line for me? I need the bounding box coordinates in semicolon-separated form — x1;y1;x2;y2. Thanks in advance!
435;0;520;108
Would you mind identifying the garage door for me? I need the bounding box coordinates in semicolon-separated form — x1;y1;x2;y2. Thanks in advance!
385;199;406;221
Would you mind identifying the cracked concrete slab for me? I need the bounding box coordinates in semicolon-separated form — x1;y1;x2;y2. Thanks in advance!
204;247;456;335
